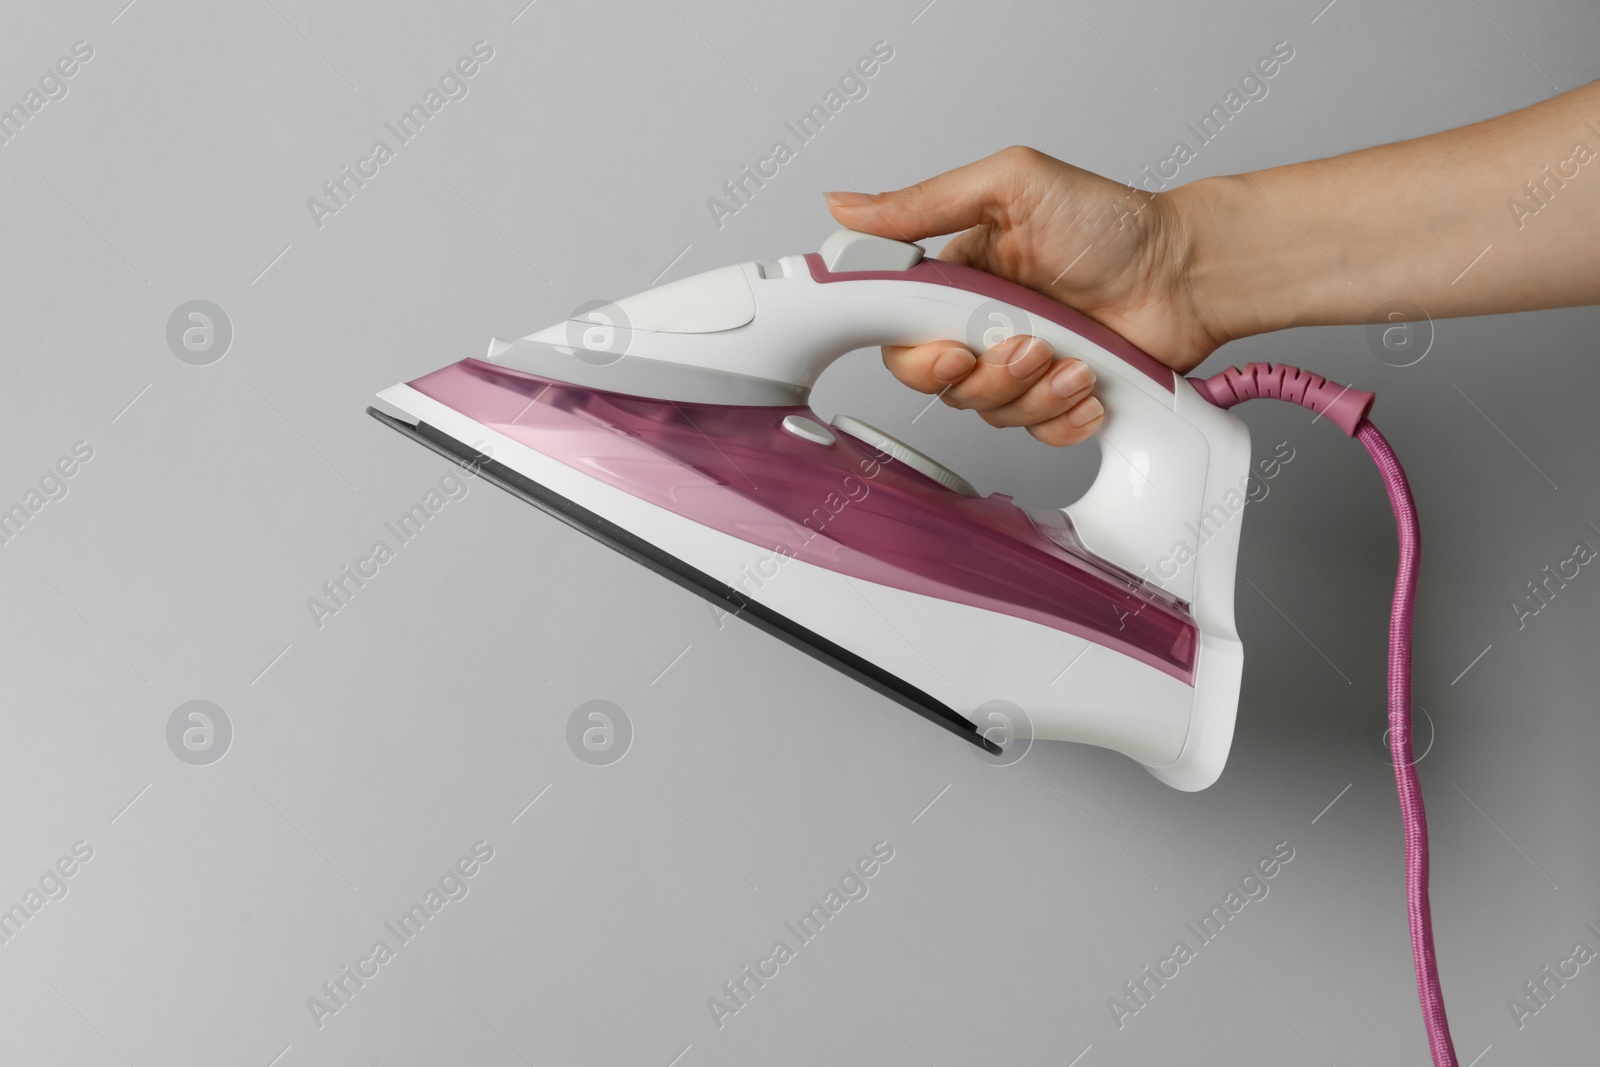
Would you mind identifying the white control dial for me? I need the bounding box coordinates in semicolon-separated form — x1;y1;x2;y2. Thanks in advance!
780;414;837;445
830;415;979;496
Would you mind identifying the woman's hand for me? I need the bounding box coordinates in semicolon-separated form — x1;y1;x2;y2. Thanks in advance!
830;81;1600;448
825;146;1219;446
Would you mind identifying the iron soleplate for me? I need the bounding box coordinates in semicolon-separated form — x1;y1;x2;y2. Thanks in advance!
367;407;999;755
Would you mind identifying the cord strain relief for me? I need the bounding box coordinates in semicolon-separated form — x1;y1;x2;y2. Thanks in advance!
1188;362;1375;437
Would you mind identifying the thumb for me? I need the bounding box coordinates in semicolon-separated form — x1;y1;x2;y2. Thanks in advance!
823;147;1033;241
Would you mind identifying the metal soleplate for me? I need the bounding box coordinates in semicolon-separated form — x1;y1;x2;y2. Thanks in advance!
367;407;999;755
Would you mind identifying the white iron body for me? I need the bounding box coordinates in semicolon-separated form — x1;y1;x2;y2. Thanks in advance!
376;231;1253;789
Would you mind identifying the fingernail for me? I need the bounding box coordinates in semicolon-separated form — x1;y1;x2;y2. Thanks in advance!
1066;396;1104;428
1049;359;1095;399
824;191;874;207
1007;336;1052;378
932;347;977;382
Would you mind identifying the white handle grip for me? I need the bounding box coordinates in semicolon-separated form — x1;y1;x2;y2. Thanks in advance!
717;258;1214;587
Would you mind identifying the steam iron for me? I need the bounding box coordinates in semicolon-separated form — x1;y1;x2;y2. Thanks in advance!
371;229;1463;1063
369;230;1257;789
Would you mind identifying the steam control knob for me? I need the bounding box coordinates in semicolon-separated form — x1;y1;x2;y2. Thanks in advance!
830;415;979;497
780;414;837;445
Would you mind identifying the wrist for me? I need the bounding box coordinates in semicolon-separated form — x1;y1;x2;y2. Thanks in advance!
1165;173;1331;346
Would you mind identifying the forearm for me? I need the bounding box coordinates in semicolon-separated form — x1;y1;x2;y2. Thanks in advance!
1174;80;1600;341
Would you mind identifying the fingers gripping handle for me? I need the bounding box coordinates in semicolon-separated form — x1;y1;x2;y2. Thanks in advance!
733;263;1217;586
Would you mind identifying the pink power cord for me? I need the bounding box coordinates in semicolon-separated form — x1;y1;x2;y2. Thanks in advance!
1192;363;1459;1067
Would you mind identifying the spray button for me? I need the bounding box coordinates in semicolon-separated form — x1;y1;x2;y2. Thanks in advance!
817;229;925;272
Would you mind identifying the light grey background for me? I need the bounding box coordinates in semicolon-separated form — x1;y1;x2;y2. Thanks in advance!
1;1;1596;1064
